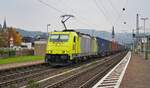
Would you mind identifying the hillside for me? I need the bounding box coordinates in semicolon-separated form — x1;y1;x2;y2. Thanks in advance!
16;28;133;44
76;29;133;44
16;28;46;37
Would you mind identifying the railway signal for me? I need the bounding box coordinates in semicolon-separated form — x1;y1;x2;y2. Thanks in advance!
122;8;125;11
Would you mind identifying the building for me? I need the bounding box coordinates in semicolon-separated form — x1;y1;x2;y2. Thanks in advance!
34;41;46;56
3;18;7;29
0;19;22;47
0;19;8;47
21;37;34;49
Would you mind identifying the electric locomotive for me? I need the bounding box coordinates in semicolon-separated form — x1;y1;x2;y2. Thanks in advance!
45;30;97;66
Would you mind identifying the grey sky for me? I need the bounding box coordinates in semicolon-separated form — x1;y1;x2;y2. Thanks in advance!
0;0;150;33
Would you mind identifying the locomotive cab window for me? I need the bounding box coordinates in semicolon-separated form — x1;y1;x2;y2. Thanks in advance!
49;34;69;42
73;36;76;43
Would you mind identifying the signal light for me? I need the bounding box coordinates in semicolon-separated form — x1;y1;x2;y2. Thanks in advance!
123;8;125;11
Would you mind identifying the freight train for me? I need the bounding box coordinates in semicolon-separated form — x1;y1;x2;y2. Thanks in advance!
45;30;125;66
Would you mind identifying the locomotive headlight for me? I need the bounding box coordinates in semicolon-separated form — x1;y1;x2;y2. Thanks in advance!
62;51;66;54
46;50;50;53
62;51;68;54
48;50;52;53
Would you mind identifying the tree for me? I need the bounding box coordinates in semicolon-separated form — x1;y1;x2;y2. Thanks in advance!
7;27;22;46
0;27;22;47
0;31;8;47
14;31;22;46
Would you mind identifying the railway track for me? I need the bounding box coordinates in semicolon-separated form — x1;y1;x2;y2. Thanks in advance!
0;64;78;87
0;64;55;87
0;63;45;77
42;52;127;88
0;51;126;88
0;57;103;87
19;51;126;88
0;68;56;87
0;64;49;82
79;52;127;88
92;51;131;88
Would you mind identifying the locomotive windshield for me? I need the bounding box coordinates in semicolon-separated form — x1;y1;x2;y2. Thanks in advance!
49;34;69;42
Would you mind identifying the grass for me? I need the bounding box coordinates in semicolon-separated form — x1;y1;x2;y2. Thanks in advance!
0;56;44;65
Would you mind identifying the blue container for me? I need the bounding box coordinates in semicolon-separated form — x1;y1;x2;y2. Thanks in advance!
96;37;109;56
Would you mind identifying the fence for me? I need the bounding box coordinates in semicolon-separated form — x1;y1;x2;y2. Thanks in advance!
0;48;34;59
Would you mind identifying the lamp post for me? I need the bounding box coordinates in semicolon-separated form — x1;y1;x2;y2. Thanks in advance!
47;24;51;33
141;17;148;59
141;18;148;34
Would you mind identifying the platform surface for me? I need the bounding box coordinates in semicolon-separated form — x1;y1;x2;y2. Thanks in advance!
0;60;44;71
120;53;150;88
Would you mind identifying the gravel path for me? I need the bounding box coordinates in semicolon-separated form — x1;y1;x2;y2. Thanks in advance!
120;53;150;88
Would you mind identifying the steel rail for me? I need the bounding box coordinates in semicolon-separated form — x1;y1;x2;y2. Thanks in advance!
44;53;123;88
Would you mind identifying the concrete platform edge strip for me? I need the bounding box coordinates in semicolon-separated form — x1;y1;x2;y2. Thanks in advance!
92;51;131;88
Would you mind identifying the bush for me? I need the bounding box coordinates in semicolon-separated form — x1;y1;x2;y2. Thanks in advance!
9;50;16;56
27;80;39;88
0;49;34;58
0;50;7;55
0;49;16;56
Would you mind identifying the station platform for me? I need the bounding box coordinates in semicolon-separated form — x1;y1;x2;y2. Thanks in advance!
120;53;150;88
0;60;44;71
93;52;150;88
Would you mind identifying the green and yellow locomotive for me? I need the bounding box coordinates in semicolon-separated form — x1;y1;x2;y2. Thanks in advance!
45;30;97;65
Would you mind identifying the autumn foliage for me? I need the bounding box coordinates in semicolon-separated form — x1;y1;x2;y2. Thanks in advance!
0;27;22;47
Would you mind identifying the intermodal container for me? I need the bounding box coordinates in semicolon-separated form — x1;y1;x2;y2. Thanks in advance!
96;37;108;56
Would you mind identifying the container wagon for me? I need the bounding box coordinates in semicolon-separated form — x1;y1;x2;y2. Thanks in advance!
96;37;111;56
111;41;118;54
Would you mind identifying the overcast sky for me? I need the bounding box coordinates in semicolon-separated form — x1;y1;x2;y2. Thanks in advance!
0;0;150;33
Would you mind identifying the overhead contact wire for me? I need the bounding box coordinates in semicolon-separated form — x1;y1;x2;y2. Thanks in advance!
37;0;65;14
